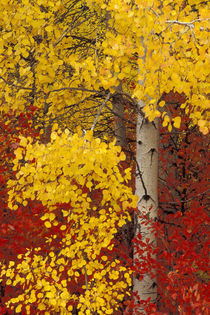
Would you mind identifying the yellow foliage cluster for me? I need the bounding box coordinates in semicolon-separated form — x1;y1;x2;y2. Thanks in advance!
0;0;105;129
0;0;209;132
89;0;209;132
1;130;137;314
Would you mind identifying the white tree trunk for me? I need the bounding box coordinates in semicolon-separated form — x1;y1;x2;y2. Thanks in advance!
134;100;159;308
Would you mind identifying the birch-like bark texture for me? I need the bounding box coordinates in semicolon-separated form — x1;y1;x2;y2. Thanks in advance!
134;100;159;308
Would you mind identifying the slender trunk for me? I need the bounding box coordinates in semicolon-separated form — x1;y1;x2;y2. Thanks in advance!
112;92;134;259
134;100;159;308
112;92;126;148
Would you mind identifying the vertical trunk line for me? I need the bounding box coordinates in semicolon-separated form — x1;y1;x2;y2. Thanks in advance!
134;99;159;309
112;92;126;148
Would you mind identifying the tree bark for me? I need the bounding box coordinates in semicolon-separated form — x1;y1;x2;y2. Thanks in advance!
134;100;159;308
112;92;126;148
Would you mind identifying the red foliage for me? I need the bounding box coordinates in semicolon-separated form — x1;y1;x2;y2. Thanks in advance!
0;95;209;314
0;110;45;261
156;96;209;314
125;92;209;314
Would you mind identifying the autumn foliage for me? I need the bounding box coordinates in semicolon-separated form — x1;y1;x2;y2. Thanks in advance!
157;95;209;314
0;0;209;314
0;104;209;314
0;123;137;314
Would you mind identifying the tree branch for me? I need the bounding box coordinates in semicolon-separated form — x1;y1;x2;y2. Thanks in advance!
91;92;111;131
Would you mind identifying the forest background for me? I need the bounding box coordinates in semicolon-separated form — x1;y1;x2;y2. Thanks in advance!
0;0;209;314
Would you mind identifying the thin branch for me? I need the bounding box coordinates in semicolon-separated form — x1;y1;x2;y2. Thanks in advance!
53;26;71;48
91;92;111;131
48;86;98;95
160;189;209;205
53;15;94;48
83;265;89;291
0;76;33;90
105;104;136;126
95;27;98;68
166;18;209;27
117;91;145;117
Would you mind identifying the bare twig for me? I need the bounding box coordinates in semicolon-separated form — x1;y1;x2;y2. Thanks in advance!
105;104;136;126
91;92;111;131
83;265;89;291
160;189;209;204
0;76;33;90
166;18;209;26
117;91;145;117
47;86;98;95
53;15;93;48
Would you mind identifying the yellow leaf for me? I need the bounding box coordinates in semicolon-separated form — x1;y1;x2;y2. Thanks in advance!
49;213;55;221
168;124;172;132
45;25;53;32
16;305;22;313
45;291;55;298
40;214;48;221
37;303;46;310
44;221;51;228
19;137;28;147
62;210;69;217
159;101;165;107
51;132;57;140
173;116;181;128
6;279;12;285
101;255;107;261
198;119;206;127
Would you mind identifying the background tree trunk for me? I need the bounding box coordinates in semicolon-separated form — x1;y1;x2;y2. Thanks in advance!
112;93;126;148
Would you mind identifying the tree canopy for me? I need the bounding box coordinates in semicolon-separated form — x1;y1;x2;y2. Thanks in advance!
0;0;209;132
